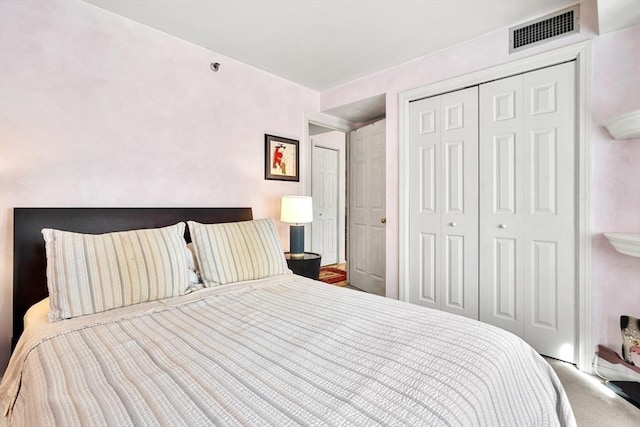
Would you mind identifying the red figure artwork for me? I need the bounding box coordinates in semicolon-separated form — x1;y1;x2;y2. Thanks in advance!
265;134;298;181
272;144;284;169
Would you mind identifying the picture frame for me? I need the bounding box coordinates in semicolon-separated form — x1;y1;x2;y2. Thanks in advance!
264;134;299;182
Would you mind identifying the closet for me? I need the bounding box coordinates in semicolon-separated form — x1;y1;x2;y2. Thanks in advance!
407;61;576;363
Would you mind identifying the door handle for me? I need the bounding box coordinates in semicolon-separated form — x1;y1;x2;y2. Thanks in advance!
499;224;508;229
381;217;387;224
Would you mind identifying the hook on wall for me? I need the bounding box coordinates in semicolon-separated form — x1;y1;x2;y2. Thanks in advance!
210;62;220;72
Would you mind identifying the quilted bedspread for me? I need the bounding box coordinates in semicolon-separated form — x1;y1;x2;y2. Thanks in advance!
1;274;575;426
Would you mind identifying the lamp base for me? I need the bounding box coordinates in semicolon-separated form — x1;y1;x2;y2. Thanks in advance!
289;225;305;258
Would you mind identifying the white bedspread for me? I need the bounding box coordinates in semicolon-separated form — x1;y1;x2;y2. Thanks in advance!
1;274;576;426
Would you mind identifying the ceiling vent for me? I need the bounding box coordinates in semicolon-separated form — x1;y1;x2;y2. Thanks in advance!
509;5;579;53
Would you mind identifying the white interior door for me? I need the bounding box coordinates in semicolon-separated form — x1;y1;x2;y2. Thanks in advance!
479;61;576;362
349;119;386;295
312;145;339;265
408;87;479;319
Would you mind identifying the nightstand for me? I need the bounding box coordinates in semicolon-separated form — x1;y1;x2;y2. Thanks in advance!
285;252;322;280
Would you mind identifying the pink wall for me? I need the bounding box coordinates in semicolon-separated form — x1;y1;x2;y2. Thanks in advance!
320;3;639;354
0;1;318;371
591;27;640;354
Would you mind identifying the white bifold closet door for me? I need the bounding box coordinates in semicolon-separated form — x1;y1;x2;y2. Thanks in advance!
408;87;479;319
479;61;576;363
407;62;576;363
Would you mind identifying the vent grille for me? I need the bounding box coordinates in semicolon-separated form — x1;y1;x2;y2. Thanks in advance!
509;6;579;53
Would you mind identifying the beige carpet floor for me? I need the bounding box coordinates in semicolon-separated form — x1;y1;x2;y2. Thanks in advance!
546;357;639;426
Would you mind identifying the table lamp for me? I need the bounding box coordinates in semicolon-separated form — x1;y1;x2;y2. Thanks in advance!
281;195;313;258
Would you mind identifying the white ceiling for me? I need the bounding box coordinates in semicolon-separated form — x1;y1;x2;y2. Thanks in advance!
83;0;579;92
597;0;640;34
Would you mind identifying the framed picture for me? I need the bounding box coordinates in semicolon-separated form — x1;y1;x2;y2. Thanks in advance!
265;134;299;181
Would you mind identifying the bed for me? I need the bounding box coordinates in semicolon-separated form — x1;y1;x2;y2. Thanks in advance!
1;208;576;426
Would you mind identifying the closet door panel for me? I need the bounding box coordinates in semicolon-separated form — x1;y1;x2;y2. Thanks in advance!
522;62;575;362
494;237;517;320
530;128;557;214
479;75;524;336
419;232;437;304
440;88;478;318
409;96;442;309
480;62;576;362
531;240;558;329
494;134;516;214
445;140;464;214
408;87;478;319
420;145;437;213
445;234;465;310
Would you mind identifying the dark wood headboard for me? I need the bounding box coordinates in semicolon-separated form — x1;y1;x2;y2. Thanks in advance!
12;207;253;349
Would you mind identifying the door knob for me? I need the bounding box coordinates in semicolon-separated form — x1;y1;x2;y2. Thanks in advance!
499;224;508;229
449;222;456;227
381;217;387;224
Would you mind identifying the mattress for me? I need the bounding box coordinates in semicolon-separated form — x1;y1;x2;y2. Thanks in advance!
1;274;576;426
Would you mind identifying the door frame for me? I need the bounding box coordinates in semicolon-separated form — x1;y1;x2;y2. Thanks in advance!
398;41;593;372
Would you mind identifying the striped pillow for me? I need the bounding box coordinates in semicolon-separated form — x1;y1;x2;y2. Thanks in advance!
188;219;290;286
42;223;191;321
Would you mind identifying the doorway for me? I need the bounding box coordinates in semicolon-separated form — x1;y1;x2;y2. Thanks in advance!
310;133;346;267
306;95;387;293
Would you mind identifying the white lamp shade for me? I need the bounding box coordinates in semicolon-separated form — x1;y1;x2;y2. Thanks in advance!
281;196;313;224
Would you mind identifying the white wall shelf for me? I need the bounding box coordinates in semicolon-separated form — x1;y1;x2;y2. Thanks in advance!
604;109;640;140
603;233;640;257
